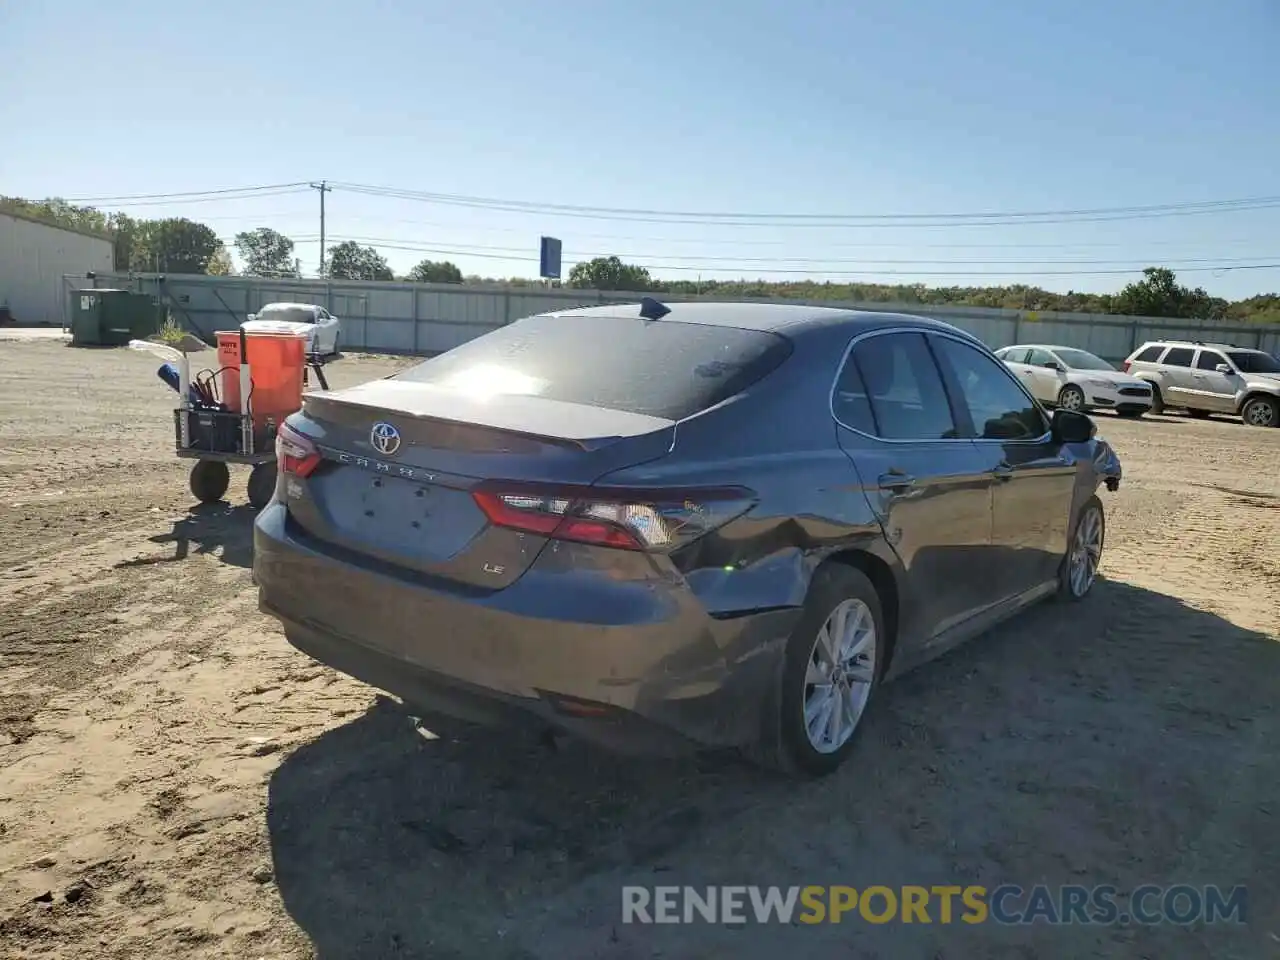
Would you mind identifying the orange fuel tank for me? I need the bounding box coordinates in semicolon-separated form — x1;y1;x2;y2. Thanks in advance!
215;330;308;429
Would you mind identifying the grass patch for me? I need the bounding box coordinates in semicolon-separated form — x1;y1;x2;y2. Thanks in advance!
153;316;186;346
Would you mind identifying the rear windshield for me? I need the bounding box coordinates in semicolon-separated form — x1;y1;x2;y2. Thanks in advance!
259;305;316;324
395;313;793;419
1054;348;1114;371
1227;351;1280;374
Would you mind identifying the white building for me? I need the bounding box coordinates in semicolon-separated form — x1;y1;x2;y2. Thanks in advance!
0;211;114;324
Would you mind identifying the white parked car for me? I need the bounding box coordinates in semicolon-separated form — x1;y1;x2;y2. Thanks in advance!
994;344;1154;417
241;302;341;356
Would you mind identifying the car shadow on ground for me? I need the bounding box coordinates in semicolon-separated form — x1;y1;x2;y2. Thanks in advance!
127;502;256;569
266;579;1279;960
1120;411;1252;428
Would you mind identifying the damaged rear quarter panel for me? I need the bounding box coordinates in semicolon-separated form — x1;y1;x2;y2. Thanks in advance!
595;328;896;634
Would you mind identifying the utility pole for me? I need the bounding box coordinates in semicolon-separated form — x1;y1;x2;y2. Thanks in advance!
309;180;330;277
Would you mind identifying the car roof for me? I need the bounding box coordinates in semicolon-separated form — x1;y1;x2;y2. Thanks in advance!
260;302;319;311
544;300;974;338
1005;344;1089;353
1142;340;1252;352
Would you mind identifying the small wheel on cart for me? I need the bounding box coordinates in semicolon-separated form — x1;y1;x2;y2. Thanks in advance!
190;460;230;504
247;461;277;511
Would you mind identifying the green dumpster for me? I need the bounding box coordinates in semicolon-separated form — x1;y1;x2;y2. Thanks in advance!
69;289;107;345
101;290;161;345
69;289;162;346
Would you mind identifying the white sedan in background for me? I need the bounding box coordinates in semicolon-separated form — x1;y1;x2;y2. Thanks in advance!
995;344;1154;417
240;302;341;356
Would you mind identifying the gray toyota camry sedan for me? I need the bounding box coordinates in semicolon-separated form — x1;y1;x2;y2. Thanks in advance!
254;300;1121;776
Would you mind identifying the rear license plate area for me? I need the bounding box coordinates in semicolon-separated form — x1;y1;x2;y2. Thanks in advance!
324;472;484;563
348;474;436;546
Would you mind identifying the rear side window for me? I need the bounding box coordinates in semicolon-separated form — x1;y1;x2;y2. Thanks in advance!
1227;350;1280;374
1163;347;1195;367
394;313;792;420
832;353;877;435
1000;347;1030;363
1133;345;1163;362
844;333;957;440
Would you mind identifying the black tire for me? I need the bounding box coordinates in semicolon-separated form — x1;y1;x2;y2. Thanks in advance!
1057;384;1086;412
1058;495;1105;601
749;564;886;778
189;460;230;504
1146;383;1164;414
247;461;277;511
1187;408;1211;419
1240;395;1279;428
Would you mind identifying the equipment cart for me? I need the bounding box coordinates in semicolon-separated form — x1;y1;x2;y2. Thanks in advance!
171;329;332;510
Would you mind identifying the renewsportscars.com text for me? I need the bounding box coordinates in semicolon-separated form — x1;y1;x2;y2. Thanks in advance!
621;884;1248;926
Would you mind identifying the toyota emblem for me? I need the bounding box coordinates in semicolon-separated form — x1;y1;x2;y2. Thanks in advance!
370;421;401;455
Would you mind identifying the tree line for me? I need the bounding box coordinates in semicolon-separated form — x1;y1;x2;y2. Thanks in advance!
4;195;1278;323
562;256;1279;324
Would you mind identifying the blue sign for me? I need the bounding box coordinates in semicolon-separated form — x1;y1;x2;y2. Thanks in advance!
539;236;562;279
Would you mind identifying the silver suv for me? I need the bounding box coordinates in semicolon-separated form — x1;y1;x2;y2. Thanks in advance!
1121;340;1280;427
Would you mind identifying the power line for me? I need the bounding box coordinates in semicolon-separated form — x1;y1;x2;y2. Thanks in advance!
330;181;1280;228
98;189;315;209
275;213;1280;250
47;178;1280;235
260;236;1279;278
61;182;312;203
202;210;1280;252
334;181;1279;218
299;232;1280;269
57;179;1280;223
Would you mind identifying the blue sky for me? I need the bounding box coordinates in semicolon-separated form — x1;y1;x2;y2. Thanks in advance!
3;0;1279;297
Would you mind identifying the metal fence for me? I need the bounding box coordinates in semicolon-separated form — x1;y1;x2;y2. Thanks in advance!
69;272;1280;361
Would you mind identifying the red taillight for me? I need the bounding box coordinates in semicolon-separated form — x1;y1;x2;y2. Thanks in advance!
471;484;755;553
276;421;321;478
1120;361;1131;372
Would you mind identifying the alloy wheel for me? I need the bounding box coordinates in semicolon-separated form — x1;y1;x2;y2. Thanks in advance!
1059;386;1085;411
803;598;876;753
1242;398;1277;427
1069;505;1104;597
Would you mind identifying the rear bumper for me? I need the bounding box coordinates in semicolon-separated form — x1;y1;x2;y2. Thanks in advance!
253;504;795;753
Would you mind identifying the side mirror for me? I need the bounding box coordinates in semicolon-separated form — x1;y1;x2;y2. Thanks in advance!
1215;363;1232;375
1052;408;1095;444
1042;361;1064;372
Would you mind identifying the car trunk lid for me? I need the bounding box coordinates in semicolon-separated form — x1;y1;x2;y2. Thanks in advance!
284;379;676;590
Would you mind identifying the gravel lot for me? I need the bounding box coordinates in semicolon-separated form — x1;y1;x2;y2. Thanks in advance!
1;340;1277;959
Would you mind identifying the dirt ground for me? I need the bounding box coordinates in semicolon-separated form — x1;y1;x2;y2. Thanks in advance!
1;339;1277;960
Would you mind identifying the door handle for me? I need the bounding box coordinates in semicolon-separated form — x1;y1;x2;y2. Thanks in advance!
992;462;1015;481
878;471;916;490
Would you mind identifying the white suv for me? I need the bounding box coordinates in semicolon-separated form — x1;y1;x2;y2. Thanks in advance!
1121;340;1280;427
